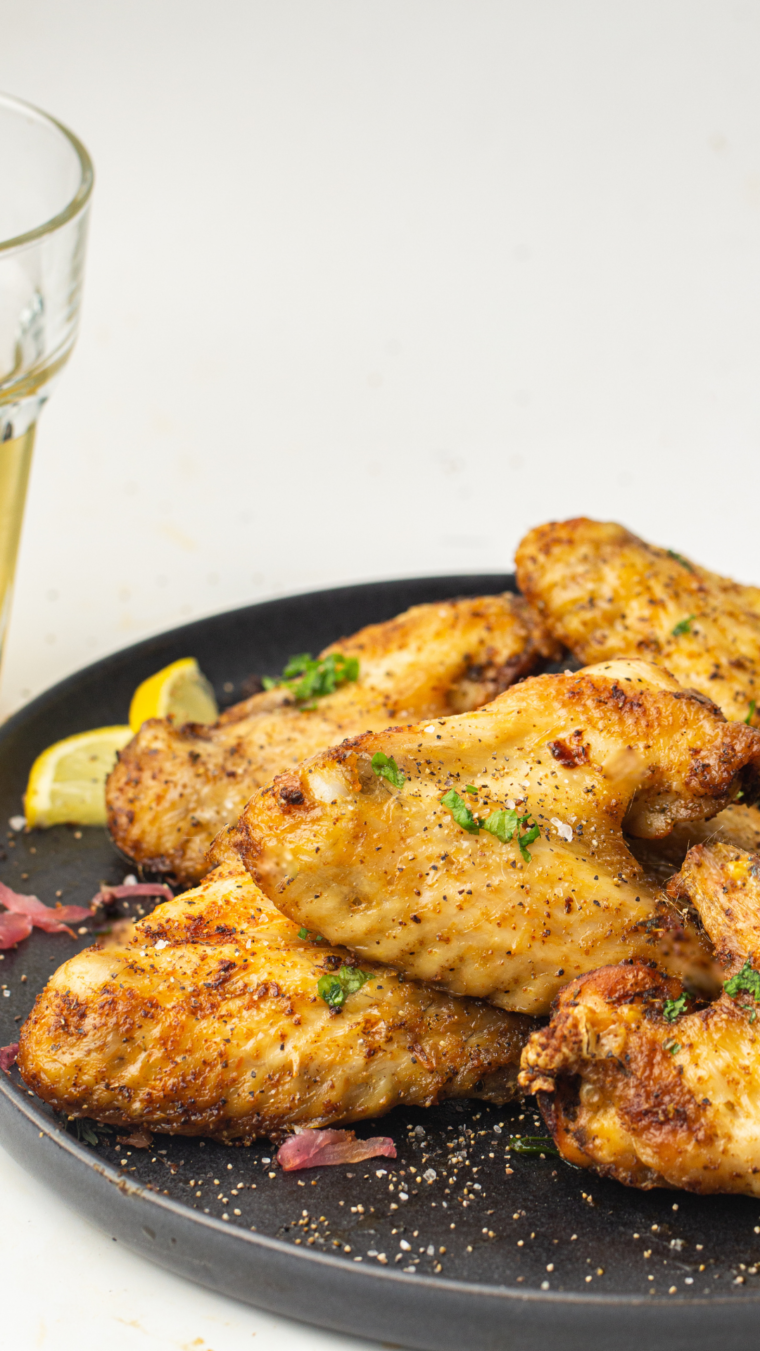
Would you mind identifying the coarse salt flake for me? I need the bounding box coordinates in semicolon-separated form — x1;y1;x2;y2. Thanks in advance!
551;818;573;842
423;1168;437;1182
154;939;169;951
8;816;25;832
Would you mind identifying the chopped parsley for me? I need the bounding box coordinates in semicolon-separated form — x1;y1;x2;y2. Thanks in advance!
442;794;541;859
746;700;757;726
371;752;405;789
515;820;540;862
667;549;695;573
662;992;690;1023
441;788;480;834
724;958;760;1003
481;808;540;860
67;1117;113;1146
298;927;309;939
481;808;516;844
507;1135;559;1157
317;964;372;1011
671;615;696;637
263;651;359;703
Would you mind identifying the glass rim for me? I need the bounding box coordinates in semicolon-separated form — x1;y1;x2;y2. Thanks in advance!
0;91;94;255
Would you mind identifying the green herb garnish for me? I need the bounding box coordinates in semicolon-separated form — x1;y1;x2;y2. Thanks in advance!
443;795;541;859
671;614;696;637
481;808;517;844
263;651;359;703
371;752;405;789
724;958;760;1002
481;808;540;860
516;820;540;862
67;1117;113;1146
317;964;372;1011
507;1135;560;1157
441;788;480;834
464;784;478;795
298;927;310;939
664;1040;681;1056
667;549;695;573
747;700;757;726
662;992;689;1023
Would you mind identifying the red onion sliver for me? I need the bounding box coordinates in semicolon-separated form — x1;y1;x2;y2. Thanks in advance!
0;1043;18;1071
92;883;173;906
277;1128;397;1172
0;912;33;949
0;880;87;934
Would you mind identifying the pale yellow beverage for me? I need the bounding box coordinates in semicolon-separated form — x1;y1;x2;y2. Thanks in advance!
0;94;93;687
0;425;36;661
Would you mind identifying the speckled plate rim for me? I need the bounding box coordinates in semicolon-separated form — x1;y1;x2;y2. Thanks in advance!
1;577;759;1351
2;1070;756;1351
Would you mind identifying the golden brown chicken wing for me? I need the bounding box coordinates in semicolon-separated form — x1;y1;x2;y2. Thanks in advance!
229;659;759;1015
17;855;533;1142
519;842;760;1195
107;594;558;885
628;802;760;883
515;517;760;725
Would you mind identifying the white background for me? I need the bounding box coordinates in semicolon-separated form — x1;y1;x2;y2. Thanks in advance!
0;2;759;1347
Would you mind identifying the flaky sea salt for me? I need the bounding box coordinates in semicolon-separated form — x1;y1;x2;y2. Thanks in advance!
551;817;573;842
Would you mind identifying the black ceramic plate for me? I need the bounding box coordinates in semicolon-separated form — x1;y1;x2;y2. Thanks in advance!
2;576;760;1351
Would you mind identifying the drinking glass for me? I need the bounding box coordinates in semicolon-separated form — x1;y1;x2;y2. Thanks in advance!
0;92;93;669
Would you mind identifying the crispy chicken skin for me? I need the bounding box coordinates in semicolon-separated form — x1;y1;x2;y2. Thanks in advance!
520;843;760;1195
515;517;760;725
229;659;760;1015
628;803;760;883
17;855;533;1142
106;595;558;885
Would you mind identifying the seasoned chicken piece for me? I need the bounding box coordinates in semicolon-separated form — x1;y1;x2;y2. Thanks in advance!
17;856;533;1142
520;842;760;1195
628;802;760;883
229;659;760;1015
515;517;760;725
107;594;558;885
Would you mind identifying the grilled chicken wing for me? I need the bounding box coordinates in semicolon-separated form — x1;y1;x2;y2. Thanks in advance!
17;855;533;1142
107;594;558;885
515;517;760;725
229;659;760;1015
520;842;760;1195
628;802;760;883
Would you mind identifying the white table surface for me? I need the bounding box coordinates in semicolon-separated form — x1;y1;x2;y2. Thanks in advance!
1;3;760;1346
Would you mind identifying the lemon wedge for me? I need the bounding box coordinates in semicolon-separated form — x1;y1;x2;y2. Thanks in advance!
24;726;134;828
128;657;218;732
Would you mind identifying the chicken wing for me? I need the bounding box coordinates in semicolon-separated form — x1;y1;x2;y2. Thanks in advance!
229;659;760;1015
107;594;558;885
17;854;533;1142
628;802;760;883
519;842;760;1195
515;517;760;725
